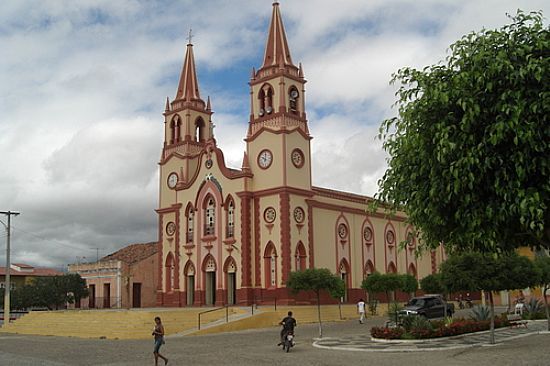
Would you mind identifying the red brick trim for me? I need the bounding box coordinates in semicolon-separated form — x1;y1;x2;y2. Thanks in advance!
307;201;314;268
279;192;291;285
238;193;252;287
253;197;262;287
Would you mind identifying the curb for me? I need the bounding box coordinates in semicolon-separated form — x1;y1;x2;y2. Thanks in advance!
312;327;550;353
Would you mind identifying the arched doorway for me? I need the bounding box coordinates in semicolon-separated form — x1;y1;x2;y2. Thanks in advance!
204;256;217;306
185;261;195;306
225;257;237;305
165;253;175;292
339;260;350;303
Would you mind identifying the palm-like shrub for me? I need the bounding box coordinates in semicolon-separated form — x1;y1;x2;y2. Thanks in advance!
523;298;544;319
470;305;491;321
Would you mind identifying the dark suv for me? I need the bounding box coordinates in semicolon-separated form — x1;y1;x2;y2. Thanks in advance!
399;295;454;319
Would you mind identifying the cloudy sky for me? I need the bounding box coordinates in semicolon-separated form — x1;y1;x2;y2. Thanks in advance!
1;0;548;269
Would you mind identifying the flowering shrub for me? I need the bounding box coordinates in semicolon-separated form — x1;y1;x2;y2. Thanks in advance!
372;316;511;340
371;326;405;339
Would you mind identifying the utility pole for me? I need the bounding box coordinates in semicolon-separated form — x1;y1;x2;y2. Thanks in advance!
1;210;20;326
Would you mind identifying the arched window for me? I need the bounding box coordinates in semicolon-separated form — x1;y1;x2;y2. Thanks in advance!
195;117;205;142
186;205;194;243
264;243;277;288
387;262;397;274
169;116;182;144
288;87;299;113
204;196;215;236
165;253;175;291
258;84;274;116
295;242;307;271
408;264;417;278
364;260;375;279
226;199;235;238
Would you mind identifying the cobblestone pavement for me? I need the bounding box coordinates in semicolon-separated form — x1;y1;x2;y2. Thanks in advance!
1;317;549;366
314;320;549;352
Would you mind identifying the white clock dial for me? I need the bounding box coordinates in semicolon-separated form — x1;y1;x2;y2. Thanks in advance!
167;173;178;188
258;150;273;169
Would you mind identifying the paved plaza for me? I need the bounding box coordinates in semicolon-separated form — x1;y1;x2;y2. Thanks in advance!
1;316;549;366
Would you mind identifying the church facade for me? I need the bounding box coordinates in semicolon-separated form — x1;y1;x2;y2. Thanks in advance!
156;2;445;307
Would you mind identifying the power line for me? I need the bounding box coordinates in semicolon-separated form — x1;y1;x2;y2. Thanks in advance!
10;225;98;253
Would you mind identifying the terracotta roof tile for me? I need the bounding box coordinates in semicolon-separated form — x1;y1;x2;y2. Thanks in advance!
101;242;158;265
0;266;63;277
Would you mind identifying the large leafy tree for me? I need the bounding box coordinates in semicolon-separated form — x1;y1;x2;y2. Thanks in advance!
534;255;550;331
441;252;539;344
419;273;445;295
286;268;344;338
361;272;414;311
377;11;549;253
1;274;89;311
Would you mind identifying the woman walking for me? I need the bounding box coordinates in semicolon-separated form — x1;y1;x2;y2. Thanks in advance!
152;316;168;365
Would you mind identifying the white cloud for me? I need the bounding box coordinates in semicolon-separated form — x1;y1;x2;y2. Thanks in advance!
0;0;548;267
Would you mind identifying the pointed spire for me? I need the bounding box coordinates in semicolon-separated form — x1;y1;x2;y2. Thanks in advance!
175;41;202;103
250;67;256;80
241;151;251;172
298;63;304;78
165;97;170;112
261;1;294;69
206;96;211;111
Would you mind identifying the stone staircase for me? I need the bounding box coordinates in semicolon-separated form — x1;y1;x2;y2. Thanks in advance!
191;304;363;335
0;305;365;339
0;307;245;339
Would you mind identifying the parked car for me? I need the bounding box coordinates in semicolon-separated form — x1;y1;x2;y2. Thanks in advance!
399;295;454;319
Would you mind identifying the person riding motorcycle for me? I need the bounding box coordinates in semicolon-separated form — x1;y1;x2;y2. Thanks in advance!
278;311;297;346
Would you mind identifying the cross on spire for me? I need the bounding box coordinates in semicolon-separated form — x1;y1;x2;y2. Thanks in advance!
186;28;194;44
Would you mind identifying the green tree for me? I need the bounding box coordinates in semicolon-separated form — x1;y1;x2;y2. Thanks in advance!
361;272;404;312
60;273;89;305
286;268;345;338
534;255;550;331
420;273;445;295
401;274;419;298
441;252;539;344
376;11;550;253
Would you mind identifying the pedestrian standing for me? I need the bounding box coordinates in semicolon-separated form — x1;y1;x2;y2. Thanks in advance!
152;316;168;366
357;298;366;324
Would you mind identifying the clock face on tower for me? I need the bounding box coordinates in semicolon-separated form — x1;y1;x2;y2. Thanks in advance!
291;148;304;168
167;172;178;189
258;149;273;169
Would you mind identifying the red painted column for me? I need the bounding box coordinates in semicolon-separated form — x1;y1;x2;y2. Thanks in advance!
238;192;252;287
307;201;314;268
279;192;291;284
174;209;181;291
157;215;164;306
254;197;262;287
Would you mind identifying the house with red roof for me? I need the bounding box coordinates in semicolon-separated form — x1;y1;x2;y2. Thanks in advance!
68;242;158;309
0;263;63;291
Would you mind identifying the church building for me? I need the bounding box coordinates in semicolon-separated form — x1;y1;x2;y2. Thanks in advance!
156;2;445;307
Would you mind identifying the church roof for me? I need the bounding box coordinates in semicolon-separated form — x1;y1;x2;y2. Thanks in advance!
261;1;295;69
175;40;202;103
101;242;158;265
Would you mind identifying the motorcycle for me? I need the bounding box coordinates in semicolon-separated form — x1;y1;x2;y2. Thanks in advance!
281;331;295;353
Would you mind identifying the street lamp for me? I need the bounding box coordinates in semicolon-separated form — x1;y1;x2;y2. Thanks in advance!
1;211;20;326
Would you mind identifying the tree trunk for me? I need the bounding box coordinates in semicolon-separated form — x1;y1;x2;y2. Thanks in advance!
544;286;549;332
489;291;495;345
316;291;323;338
